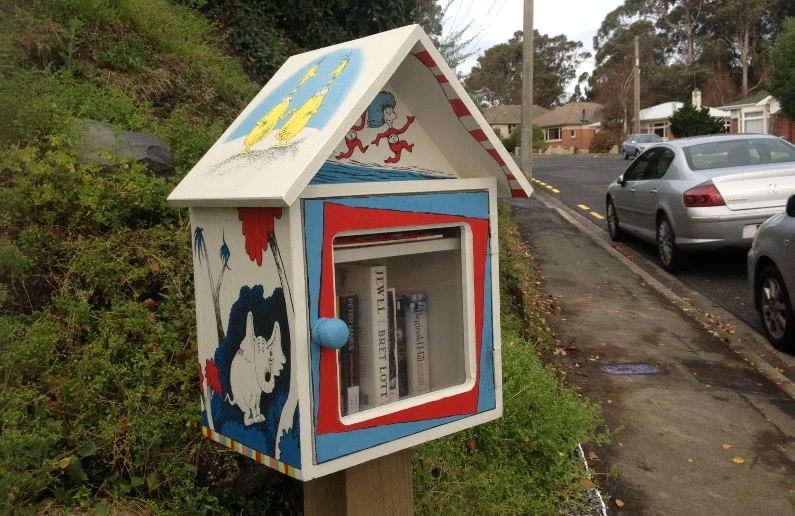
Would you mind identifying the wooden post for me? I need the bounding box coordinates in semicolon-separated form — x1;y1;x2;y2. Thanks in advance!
304;448;414;516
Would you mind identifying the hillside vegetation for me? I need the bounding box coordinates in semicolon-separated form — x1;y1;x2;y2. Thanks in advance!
0;1;602;513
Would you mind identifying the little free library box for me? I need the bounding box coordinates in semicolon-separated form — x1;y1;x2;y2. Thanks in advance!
168;24;533;481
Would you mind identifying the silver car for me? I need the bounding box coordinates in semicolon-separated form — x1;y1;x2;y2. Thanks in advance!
606;134;795;272
622;134;664;159
747;194;795;350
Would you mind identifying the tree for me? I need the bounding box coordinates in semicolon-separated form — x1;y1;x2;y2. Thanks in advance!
181;0;427;84
465;30;590;108
711;0;774;97
668;101;724;136
769;17;795;117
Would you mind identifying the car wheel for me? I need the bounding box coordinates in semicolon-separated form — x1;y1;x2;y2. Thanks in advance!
635;149;640;157
623;149;629;160
606;198;623;241
656;215;682;272
757;264;794;351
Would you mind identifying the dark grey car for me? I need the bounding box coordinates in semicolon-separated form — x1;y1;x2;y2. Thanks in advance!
748;195;795;351
622;134;664;159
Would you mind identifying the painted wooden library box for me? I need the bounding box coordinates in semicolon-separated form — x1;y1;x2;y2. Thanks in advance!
168;24;533;481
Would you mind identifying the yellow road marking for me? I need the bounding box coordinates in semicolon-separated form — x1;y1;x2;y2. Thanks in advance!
551;188;560;193
545;185;554;190
590;212;605;220
538;181;548;186
577;204;590;210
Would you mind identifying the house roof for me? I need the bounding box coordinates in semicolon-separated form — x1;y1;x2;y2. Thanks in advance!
482;104;550;125
533;102;604;128
639;101;729;121
168;25;531;206
718;92;770;109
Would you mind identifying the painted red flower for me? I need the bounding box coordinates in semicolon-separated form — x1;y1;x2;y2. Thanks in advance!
238;207;282;266
198;364;205;395
204;358;221;395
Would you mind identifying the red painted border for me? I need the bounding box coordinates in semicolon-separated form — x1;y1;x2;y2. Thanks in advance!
316;203;489;434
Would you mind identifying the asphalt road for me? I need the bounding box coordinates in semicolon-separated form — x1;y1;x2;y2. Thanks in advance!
520;155;761;332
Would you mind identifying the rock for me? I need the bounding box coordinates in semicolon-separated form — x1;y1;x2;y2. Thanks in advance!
75;120;174;177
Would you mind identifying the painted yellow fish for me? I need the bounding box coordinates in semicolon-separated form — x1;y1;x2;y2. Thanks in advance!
327;56;349;81
292;63;320;94
242;95;292;153
275;86;329;147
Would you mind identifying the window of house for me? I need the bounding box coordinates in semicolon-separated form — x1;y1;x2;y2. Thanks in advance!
723;120;731;133
652;122;667;138
544;127;562;141
507;124;518;134
742;110;765;134
571;129;576;138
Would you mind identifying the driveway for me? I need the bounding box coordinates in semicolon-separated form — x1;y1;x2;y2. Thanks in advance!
509;196;795;515
524;155;759;333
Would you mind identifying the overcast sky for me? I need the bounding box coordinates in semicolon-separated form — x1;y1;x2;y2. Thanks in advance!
444;0;624;91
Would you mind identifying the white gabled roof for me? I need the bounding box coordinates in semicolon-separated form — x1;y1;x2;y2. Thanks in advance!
168;25;531;207
639;102;729;121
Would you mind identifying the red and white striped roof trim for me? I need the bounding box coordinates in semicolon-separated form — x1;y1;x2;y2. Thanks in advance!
413;50;527;198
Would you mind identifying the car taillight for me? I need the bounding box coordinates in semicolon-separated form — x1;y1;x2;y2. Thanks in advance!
683;185;725;207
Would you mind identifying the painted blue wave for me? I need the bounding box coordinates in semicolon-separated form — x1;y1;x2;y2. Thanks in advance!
310;161;455;184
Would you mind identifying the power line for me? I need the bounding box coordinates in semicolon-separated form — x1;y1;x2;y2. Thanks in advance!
469;0;500;39
466;0;510;55
448;0;464;33
451;0;476;34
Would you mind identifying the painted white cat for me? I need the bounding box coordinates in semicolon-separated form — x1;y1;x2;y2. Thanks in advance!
225;311;286;426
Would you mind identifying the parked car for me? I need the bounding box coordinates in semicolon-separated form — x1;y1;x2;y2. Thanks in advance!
747;194;795;350
605;134;795;272
622;134;664;159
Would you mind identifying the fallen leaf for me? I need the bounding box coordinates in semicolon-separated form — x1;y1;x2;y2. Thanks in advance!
616;499;625;507
688;458;694;463
151;260;161;273
722;444;733;450
579;478;594;488
587;451;599;460
618;442;623;448
607;399;613;404
732;457;745;464
59;456;73;470
465;439;477;451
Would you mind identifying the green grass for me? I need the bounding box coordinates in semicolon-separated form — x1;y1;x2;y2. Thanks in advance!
411;204;606;515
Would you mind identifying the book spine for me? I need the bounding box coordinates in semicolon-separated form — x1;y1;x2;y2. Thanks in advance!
405;293;430;396
358;265;390;409
387;289;399;403
396;296;408;399
339;294;359;415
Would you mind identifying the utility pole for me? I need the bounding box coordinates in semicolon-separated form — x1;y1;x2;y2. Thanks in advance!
520;0;534;181
633;35;641;135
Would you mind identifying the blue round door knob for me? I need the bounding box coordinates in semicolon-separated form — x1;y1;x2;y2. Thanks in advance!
312;318;350;350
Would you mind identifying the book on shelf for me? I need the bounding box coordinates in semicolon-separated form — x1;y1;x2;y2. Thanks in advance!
395;296;409;399
343;264;390;410
404;292;430;396
386;289;399;403
337;294;359;416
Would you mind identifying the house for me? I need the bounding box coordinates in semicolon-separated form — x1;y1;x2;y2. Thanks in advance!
636;90;730;139
482;104;550;139
719;92;794;142
533;101;604;152
168;25;531;482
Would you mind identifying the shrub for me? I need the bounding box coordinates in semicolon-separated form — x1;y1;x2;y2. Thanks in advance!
669;101;724;138
589;131;620;153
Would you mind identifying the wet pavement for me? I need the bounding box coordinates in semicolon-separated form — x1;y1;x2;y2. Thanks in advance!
509;196;795;515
